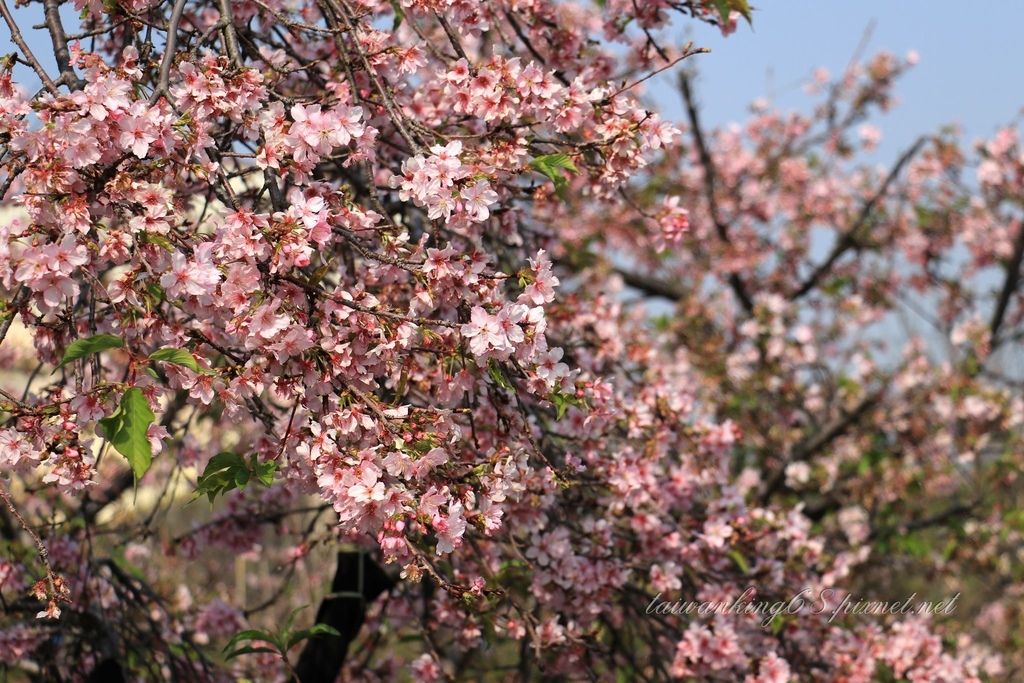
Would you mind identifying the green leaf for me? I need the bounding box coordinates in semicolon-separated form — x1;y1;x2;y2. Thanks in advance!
287;623;341;649
727;549;750;575
195;452;277;503
224;646;278;661
195;451;246;503
712;0;752;24
145;282;165;303
528;154;578;199
149;347;200;372
282;605;305;636
307;623;341;637
486;359;514;391
98;388;156;481
712;0;731;23
551;389;585;420
254;460;277;486
139;232;174;252
389;0;405;30
529;153;577;177
896;533;930;558
223;629;276;654
734;0;752;23
59;333;123;368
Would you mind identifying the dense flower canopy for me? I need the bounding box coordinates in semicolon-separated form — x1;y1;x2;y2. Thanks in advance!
0;0;1022;680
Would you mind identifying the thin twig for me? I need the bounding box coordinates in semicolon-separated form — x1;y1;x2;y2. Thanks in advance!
0;0;58;93
607;43;708;101
327;0;425;152
679;72;755;313
434;11;470;65
0;482;60;600
760;389;882;502
791;137;926;299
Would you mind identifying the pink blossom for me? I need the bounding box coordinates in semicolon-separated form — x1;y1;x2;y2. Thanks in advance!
433;501;467;555
459;180;498;222
159;249;221;298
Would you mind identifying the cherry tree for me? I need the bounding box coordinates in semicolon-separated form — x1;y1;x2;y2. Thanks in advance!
0;0;1016;680
572;52;1024;681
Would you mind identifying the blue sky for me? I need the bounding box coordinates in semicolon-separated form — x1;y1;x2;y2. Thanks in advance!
650;1;1024;160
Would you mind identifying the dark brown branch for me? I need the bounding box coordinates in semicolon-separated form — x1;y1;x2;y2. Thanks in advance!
85;659;126;683
216;0;242;67
679;73;754;314
502;10;569;86
0;286;29;347
327;0;425;153
791;137;926;299
434;11;469;64
869;499;978;542
607;43;708;101
152;0;189;102
42;0;82;87
989;221;1024;345
760;389;882;503
0;0;58;93
615;268;685;301
0;481;61;601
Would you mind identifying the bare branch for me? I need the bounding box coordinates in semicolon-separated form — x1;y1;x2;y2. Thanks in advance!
761;388;882;502
615;268;685;300
791;136;926;299
42;0;82;87
152;0;189;102
434;11;470;64
0;0;58;93
990;222;1024;345
679;72;755;314
607;43;708;101
217;0;243;68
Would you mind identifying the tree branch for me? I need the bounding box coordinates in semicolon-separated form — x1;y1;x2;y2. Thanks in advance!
791;136;926;299
0;286;29;348
989;221;1024;345
152;0;189;102
679;73;754;314
615;268;685;300
434;11;469;64
216;0;243;68
761;389;882;503
42;0;82;88
325;0;425;153
0;0;58;93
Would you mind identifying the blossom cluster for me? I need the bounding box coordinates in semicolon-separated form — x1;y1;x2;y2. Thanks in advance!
0;0;1015;681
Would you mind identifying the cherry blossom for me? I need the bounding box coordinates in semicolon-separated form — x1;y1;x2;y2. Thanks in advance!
0;0;1016;680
